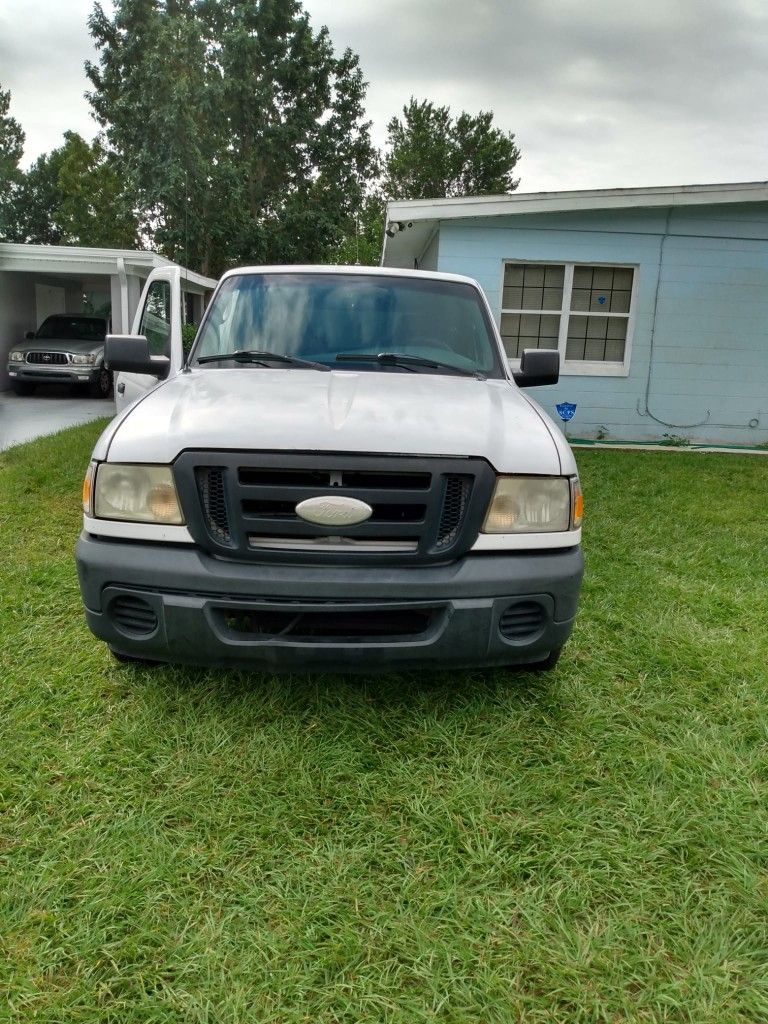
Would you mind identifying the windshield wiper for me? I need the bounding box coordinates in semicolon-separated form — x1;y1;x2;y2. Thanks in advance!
197;350;330;371
335;352;485;379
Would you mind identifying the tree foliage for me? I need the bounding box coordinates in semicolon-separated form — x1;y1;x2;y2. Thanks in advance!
6;145;66;244
331;99;522;266
0;85;25;239
6;131;138;247
4;22;525;273
384;98;521;201
86;0;377;276
57;133;138;247
326;190;385;267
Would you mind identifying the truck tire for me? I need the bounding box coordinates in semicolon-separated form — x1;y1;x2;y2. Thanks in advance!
89;366;114;399
12;381;35;396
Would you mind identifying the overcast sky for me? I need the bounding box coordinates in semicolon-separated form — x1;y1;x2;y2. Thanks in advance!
1;0;767;192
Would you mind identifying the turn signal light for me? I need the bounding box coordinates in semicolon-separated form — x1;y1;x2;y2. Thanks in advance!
82;462;95;515
571;477;584;529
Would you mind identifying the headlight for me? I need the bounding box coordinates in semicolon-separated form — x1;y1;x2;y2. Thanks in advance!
72;353;97;365
9;350;24;362
482;476;576;533
93;464;184;524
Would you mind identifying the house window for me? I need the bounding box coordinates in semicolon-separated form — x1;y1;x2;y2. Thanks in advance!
500;262;635;374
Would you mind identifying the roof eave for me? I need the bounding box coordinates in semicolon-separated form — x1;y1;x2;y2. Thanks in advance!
381;180;768;267
0;243;217;291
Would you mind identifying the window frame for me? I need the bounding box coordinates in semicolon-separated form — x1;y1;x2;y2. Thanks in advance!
498;260;638;377
190;271;507;379
138;278;173;358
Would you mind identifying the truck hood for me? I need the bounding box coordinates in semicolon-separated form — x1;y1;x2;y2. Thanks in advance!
24;339;104;355
105;368;567;474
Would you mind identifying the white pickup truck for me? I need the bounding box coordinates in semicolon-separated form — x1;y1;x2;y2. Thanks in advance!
76;265;583;672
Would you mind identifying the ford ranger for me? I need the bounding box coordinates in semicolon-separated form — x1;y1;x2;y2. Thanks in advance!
76;265;583;672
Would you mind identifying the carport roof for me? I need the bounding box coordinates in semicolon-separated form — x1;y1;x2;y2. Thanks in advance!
381;179;768;268
0;243;217;292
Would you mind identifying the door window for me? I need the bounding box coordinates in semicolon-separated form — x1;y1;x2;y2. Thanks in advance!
139;280;172;356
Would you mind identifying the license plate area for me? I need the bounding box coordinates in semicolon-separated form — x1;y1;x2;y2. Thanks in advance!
209;599;444;644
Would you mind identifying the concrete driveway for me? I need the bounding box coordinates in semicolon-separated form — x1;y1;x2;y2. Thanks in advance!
0;386;115;451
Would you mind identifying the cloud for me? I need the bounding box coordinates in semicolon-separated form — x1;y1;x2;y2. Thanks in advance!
2;0;767;190
0;0;100;167
304;0;768;189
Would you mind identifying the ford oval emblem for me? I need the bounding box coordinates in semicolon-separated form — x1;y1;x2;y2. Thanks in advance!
295;495;373;526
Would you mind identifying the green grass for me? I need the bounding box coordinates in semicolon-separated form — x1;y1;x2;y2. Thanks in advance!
1;423;767;1023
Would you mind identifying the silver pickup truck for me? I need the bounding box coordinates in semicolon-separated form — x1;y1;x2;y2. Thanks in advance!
7;314;113;398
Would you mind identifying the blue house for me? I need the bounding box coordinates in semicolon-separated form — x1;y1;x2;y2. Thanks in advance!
382;182;768;445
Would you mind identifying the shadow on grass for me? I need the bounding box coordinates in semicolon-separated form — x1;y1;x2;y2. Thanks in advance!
109;653;567;737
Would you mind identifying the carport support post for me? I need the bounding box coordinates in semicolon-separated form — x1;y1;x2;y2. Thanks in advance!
110;265;129;334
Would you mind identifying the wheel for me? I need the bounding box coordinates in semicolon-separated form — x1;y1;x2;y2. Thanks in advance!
12;381;35;396
89;365;114;399
109;646;161;666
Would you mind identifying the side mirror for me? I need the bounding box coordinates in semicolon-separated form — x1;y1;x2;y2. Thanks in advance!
25;330;35;340
512;348;560;388
105;334;170;379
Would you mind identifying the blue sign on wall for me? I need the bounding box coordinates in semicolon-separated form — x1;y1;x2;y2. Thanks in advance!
556;402;577;423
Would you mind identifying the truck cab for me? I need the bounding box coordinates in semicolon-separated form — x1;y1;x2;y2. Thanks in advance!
76;265;583;672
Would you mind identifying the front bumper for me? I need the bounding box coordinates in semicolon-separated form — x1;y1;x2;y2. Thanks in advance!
8;364;98;385
76;533;584;672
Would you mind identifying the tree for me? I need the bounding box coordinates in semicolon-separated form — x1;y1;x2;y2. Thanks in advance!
7;146;67;244
86;0;377;276
327;190;385;266
383;98;521;201
0;85;25;239
56;133;138;247
8;131;138;247
330;100;522;267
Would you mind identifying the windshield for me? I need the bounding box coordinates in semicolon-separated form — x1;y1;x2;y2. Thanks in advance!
192;273;503;377
36;316;107;341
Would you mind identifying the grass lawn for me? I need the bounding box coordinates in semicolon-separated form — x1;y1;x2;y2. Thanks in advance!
1;421;767;1023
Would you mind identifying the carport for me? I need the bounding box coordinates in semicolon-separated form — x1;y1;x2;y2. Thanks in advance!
0;243;216;391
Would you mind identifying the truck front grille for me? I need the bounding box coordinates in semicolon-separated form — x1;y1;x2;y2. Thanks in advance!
26;351;69;365
436;476;471;549
196;467;232;545
177;453;495;565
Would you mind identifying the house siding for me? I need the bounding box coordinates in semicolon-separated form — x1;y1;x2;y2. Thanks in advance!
419;230;440;271
435;203;768;444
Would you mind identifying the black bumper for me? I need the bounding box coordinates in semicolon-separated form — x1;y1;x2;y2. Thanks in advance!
9;366;99;386
76;533;584;672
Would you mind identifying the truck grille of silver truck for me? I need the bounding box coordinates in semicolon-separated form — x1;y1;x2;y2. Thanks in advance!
174;452;495;566
26;351;70;364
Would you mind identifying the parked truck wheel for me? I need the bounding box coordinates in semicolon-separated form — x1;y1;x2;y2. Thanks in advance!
12;381;36;396
89;366;114;399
